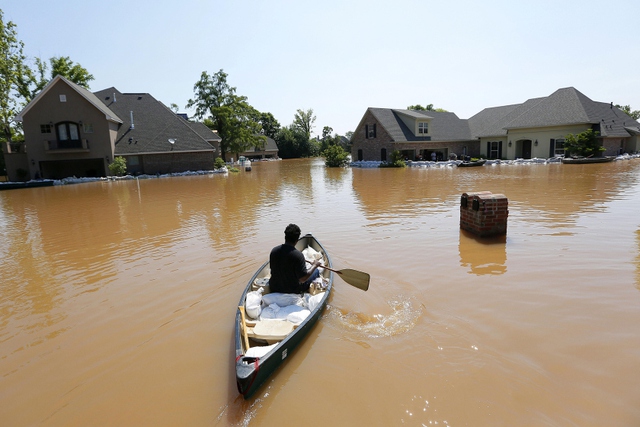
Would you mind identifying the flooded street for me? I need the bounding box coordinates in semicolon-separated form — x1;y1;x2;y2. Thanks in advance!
1;158;640;426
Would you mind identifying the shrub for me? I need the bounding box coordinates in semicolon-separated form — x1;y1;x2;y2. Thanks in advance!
564;129;605;157
214;157;226;170
379;150;406;168
322;145;350;167
108;156;127;176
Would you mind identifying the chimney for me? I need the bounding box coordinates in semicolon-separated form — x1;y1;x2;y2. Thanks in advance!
610;102;613;109
130;111;135;130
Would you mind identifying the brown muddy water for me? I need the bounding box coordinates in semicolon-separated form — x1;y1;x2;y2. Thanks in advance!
1;158;640;426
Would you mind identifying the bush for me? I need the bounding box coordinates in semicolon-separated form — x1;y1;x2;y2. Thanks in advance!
108;156;127;176
214;157;226;170
379;150;406;168
564;129;605;157
322;145;350;167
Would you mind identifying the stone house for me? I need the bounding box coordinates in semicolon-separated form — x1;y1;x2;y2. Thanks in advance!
352;87;640;162
5;75;221;181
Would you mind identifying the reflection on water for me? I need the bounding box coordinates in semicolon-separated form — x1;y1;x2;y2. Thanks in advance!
459;231;507;275
2;158;640;426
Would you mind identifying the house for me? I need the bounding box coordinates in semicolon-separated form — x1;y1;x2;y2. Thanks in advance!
232;135;279;162
5;75;220;181
351;108;477;162
352;87;640;162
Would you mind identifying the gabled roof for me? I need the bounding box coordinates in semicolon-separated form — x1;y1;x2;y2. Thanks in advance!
369;108;473;142
468;87;640;138
94;88;214;155
15;75;122;124
184;120;222;143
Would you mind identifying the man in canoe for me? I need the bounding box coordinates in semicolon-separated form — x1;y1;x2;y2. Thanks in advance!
269;224;322;294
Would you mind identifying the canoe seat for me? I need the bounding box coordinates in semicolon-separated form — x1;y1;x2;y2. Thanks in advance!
247;319;294;343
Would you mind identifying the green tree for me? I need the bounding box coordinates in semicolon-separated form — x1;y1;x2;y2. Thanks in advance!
186;69;263;160
274;125;308;159
0;10;28;144
259;112;280;139
108;156;127;176
292;108;316;139
322;144;349;167
564;129;605;157
407;103;448;112
615;104;640;121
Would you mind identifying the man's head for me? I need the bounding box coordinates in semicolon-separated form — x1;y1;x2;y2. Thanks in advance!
284;223;301;244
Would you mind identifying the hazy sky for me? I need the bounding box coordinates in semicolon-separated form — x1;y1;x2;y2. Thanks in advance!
5;0;640;136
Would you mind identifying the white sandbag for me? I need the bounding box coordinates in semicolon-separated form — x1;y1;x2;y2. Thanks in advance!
305;292;325;312
260;303;309;321
262;293;304;307
302;246;323;262
287;309;311;325
245;343;277;358
245;288;263;319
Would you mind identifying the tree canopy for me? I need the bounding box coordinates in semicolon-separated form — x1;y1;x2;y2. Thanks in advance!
292;108;316;139
186;69;264;159
615;104;640;121
1;10;95;143
407;103;448;112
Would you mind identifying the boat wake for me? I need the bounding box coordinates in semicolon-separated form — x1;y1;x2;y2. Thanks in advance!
327;295;424;339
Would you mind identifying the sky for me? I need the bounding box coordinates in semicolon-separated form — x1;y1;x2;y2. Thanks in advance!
4;0;640;137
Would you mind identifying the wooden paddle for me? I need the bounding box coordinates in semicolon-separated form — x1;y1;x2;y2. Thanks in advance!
307;260;370;291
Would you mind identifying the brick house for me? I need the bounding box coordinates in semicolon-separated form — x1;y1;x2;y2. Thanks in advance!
5;75;221;181
352;87;640;162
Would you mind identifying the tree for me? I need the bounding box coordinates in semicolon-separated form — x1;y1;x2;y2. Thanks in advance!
292;108;316;139
407;103;448;112
564;129;605;157
274;125;309;159
259;112;280;139
186;69;263;159
615;104;640;121
0;10;28;144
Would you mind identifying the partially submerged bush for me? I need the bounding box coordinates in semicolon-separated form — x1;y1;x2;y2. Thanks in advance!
379;150;406;168
214;157;226;170
322;145;350;167
108;156;127;176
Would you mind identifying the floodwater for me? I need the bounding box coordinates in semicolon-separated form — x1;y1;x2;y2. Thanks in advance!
1;158;640;426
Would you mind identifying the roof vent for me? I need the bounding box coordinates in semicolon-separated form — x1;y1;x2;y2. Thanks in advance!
130;111;135;130
113;93;117;103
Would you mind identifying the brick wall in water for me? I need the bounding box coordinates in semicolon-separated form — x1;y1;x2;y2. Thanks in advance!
460;191;508;237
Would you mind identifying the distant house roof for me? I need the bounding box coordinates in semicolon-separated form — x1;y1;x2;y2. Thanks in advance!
468;87;640;138
368;108;473;142
15;75;122;124
94;88;215;155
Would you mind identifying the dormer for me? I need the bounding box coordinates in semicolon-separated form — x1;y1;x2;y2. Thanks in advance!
394;109;432;137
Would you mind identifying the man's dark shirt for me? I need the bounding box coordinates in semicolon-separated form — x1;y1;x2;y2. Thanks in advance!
269;243;307;294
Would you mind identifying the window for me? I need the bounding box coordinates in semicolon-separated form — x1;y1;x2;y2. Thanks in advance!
56;122;81;149
59;94;67;102
83;123;94;133
365;124;376;139
554;138;565;156
418;122;428;134
40;124;52;133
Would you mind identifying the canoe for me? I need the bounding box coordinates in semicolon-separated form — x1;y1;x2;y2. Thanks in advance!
561;156;614;164
234;233;333;398
457;159;486;167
